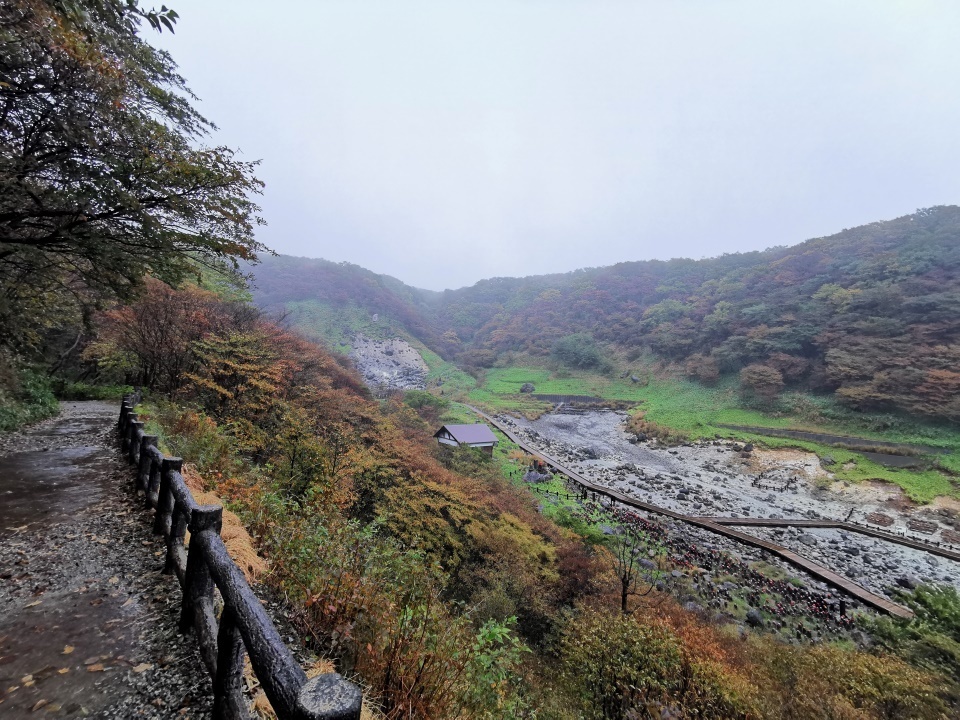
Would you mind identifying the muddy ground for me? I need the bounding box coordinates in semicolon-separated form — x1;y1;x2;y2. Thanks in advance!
501;410;960;601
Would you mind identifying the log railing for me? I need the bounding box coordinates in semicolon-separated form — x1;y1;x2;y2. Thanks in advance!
119;392;362;720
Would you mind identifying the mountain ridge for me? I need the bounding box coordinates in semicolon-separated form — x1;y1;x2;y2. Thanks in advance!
250;206;960;422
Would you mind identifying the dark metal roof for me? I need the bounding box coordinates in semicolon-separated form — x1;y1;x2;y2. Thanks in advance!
434;423;498;445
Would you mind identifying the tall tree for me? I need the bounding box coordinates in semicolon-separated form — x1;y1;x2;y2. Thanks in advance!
0;0;265;350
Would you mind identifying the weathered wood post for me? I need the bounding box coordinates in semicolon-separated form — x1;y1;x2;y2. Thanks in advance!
295;674;363;720
118;402;130;435
120;408;133;449
138;435;158;499
126;417;142;461
154;456;181;537
145;448;163;509
180;504;223;675
213;607;248;720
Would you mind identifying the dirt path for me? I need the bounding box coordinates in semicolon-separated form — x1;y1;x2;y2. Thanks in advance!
0;402;210;718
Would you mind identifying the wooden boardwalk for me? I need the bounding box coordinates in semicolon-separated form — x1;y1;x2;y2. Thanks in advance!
695;517;960;562
467;406;915;619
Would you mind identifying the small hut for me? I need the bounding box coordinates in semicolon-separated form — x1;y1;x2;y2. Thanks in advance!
433;423;498;455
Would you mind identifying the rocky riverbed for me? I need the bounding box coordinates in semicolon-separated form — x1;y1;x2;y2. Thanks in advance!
501;410;960;601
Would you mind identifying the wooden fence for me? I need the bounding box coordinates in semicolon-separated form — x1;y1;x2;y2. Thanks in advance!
119;393;362;720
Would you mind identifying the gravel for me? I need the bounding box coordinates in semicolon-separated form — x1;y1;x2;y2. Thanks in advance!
0;402;212;718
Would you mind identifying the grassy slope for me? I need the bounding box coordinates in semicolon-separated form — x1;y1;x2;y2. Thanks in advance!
284;299;405;352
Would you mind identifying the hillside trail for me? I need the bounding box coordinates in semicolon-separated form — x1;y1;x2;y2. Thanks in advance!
0;401;210;718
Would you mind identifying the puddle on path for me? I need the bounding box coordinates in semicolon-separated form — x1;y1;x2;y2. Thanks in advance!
0;446;115;532
0;586;144;717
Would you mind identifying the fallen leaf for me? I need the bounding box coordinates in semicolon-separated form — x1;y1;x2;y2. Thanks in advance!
132;663;152;673
86;664;104;673
30;699;48;712
58;668;69;675
121;598;134;608
62;646;74;655
20;674;32;684
83;657;99;665
107;577;118;584
24;600;41;608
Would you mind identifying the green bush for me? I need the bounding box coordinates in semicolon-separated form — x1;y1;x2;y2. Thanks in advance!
868;585;960;686
57;381;133;401
0;365;59;431
551;334;607;371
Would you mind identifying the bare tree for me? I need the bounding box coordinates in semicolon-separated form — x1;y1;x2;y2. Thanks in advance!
609;523;666;614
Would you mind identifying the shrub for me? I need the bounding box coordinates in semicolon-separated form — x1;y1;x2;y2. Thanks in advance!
558;608;754;719
0;363;58;430
551;334;606;370
739;363;784;406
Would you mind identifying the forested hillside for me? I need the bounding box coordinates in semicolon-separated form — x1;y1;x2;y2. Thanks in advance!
250;255;444;349
253;207;960;423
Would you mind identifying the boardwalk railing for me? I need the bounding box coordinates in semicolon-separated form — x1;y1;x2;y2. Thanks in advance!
119;393;362;720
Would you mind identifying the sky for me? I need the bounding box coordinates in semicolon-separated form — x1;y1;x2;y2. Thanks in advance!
155;1;960;291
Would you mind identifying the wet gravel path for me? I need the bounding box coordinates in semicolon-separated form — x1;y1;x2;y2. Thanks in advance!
0;402;211;718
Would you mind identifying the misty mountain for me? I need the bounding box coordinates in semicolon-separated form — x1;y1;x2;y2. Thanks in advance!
249;206;960;422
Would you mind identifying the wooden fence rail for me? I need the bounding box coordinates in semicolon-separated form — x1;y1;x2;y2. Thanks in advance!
119;393;362;720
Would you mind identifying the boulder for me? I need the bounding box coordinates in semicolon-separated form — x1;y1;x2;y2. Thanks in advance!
519;382;535;393
745;608;764;627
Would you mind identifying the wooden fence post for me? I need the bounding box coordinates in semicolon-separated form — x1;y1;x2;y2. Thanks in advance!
138;435;158;499
295;673;363;720
180;505;223;675
154;456;181;537
122;412;136;452
127;418;142;461
213;607;248;720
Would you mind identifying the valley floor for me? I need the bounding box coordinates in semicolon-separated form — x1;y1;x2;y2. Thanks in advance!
501;410;960;602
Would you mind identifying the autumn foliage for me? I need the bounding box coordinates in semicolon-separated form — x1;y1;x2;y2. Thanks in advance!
89;281;959;719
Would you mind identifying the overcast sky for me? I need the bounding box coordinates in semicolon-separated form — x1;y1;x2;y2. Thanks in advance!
155;1;960;291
